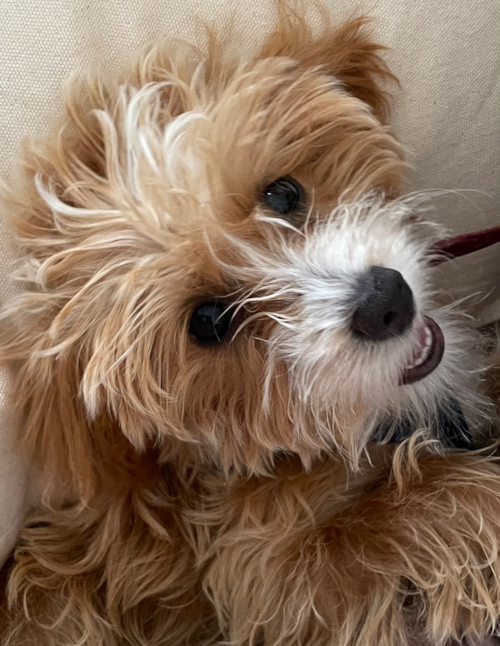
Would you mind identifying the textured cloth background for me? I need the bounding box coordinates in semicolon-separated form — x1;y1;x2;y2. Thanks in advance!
0;0;499;564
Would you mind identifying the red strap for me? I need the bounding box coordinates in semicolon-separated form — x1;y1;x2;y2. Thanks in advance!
430;224;500;265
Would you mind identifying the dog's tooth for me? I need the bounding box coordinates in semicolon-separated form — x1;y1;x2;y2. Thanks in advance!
405;324;436;372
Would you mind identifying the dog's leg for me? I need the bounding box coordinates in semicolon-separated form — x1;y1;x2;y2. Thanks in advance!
1;490;218;646
204;449;500;646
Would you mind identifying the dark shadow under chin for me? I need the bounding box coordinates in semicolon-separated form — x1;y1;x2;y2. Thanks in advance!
373;397;475;450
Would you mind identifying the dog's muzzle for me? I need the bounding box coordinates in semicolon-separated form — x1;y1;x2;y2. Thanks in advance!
350;266;444;385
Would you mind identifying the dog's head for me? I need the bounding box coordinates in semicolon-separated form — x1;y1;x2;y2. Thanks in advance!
1;10;484;497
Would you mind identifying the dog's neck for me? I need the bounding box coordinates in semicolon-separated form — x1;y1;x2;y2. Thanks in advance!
386;398;474;450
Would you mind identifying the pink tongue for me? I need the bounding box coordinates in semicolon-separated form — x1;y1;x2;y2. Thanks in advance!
430;224;500;265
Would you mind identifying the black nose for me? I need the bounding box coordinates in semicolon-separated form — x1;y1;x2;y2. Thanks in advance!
351;266;415;341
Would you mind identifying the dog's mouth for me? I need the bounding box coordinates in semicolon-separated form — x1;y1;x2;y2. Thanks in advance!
401;316;444;385
399;222;500;386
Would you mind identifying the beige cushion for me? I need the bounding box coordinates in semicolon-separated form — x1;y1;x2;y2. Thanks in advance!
0;0;498;564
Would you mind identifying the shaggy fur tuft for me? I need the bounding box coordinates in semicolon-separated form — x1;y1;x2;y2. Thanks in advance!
1;4;500;645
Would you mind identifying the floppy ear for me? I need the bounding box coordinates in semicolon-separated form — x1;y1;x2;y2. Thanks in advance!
259;8;396;124
0;324;160;503
0;74;163;502
0;41;205;501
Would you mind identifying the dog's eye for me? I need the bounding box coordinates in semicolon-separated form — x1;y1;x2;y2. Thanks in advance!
262;177;304;215
189;302;232;345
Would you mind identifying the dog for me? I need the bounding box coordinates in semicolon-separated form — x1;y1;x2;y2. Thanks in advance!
1;4;500;645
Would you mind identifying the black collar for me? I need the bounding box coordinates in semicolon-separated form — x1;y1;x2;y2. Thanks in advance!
380;398;474;450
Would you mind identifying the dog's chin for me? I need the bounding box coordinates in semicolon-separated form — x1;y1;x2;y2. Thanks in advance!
401;315;445;386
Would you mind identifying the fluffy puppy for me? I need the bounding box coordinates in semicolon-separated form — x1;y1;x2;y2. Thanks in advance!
1;5;500;646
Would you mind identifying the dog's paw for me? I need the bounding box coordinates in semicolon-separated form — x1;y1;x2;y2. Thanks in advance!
205;450;500;646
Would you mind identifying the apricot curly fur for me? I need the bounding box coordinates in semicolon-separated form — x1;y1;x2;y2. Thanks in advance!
1;4;500;646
